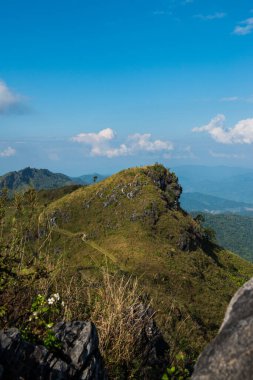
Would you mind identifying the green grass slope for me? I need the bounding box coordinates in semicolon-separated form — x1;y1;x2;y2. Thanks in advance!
40;164;253;356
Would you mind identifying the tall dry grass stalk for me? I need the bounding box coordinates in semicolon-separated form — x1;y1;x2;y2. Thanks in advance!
89;269;151;371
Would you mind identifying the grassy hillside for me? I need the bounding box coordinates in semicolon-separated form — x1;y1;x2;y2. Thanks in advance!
192;212;253;263
1;164;253;378
40;165;253;352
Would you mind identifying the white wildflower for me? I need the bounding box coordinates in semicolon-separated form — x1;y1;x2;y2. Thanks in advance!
33;311;38;316
61;301;65;307
48;297;55;305
53;293;60;301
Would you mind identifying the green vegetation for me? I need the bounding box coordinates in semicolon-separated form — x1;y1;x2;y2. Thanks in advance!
192;212;253;262
0;167;74;194
1;164;253;379
21;293;63;350
162;352;191;380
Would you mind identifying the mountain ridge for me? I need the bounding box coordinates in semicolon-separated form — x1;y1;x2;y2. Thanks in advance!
0;167;73;192
181;192;253;215
38;164;253;355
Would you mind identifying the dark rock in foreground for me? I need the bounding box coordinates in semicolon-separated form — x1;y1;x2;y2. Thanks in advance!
0;321;106;380
192;277;253;380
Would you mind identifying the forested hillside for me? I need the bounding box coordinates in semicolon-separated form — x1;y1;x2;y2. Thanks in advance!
192;212;253;262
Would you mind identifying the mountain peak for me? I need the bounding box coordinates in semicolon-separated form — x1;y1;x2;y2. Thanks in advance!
0;167;73;192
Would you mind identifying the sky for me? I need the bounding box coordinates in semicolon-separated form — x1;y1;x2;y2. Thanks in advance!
1;0;253;175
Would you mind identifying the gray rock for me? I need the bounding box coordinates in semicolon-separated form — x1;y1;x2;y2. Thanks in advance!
192;277;253;380
135;304;169;379
0;321;106;380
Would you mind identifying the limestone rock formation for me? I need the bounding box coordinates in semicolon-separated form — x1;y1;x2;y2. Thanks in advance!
0;321;106;380
192;277;253;380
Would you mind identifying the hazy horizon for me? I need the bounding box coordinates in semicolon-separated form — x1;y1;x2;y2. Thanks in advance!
2;163;253;178
1;0;253;174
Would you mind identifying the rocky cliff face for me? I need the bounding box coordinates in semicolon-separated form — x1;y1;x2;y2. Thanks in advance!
192;277;253;380
0;321;106;380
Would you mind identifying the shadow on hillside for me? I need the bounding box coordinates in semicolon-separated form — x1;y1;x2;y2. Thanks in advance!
201;240;224;268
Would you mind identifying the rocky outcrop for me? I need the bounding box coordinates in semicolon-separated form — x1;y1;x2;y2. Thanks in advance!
0;321;106;380
192;277;253;380
135;304;169;379
145;165;182;210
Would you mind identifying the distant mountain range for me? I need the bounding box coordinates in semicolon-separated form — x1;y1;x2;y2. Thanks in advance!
0;168;107;193
1;165;253;215
173;165;253;204
181;192;253;215
0;167;73;193
71;173;108;185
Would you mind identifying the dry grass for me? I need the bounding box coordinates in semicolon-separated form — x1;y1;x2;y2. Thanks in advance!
89;269;151;375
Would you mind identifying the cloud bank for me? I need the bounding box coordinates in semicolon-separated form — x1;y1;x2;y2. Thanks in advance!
71;129;173;158
0;80;27;114
193;114;253;144
234;18;253;35
209;150;244;159
0;147;16;157
194;12;226;21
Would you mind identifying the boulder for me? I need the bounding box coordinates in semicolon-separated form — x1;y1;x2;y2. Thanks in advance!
0;321;106;380
192;277;253;380
135;304;169;379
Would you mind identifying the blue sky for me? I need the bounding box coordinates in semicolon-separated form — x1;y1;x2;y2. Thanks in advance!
1;0;253;175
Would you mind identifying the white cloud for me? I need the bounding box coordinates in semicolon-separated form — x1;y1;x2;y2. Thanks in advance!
129;133;173;152
220;96;239;102
0;80;26;114
219;95;253;103
0;146;16;157
193;114;253;144
164;145;196;160
234;18;253;35
209;150;245;159
102;144;129;158
71;129;173;158
194;12;226;21
71;128;115;156
71;128;115;144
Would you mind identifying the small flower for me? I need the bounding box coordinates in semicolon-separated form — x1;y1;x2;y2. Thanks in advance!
61;301;65;307
33;311;38;316
48;297;55;305
53;293;60;301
